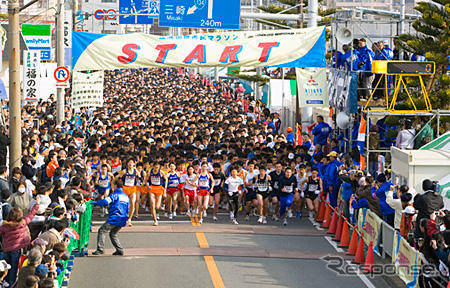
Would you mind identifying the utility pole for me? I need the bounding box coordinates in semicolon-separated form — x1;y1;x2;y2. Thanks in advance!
8;0;21;172
301;0;318;128
299;0;303;28
399;0;405;59
56;0;65;124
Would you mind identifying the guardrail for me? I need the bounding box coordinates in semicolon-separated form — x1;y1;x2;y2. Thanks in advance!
57;200;93;287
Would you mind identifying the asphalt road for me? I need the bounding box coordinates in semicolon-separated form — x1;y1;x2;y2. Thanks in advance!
69;211;403;288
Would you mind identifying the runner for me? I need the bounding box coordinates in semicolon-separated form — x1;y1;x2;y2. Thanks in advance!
269;162;284;221
279;167;298;226
182;165;198;217
197;162;213;224
94;164;112;217
147;162;167;226
244;161;259;221
300;167;323;224
295;164;307;218
117;158;138;223
166;163;180;220
134;162;146;219
256;165;271;224
224;166;244;225
210;163;225;221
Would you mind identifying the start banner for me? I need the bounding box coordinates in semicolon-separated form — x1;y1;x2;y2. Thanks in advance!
392;232;421;288
72;27;326;71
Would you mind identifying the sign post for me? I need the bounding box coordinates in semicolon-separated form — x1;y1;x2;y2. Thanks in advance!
159;0;240;29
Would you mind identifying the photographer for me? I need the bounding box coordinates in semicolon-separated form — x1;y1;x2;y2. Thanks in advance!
414;179;444;239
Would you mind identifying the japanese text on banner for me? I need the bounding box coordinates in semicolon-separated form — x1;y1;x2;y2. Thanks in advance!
71;71;104;109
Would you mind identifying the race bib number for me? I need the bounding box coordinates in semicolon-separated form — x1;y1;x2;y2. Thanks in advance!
285;185;293;193
98;179;109;188
151;176;161;186
124;176;135;186
199;180;209;187
214;179;221;186
257;183;268;192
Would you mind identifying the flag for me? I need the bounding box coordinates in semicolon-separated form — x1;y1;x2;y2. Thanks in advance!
360;155;366;171
328;107;334;126
64;227;80;240
296;123;303;147
357;116;367;153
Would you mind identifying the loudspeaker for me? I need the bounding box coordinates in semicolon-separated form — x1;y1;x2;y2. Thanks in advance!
336;28;353;44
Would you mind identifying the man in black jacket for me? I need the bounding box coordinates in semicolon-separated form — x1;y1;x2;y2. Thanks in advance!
413;179;444;238
0;127;9;166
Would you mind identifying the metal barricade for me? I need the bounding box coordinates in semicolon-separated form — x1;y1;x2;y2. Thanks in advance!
381;220;395;259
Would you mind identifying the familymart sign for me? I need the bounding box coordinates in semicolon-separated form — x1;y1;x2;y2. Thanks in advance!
22;24;52;60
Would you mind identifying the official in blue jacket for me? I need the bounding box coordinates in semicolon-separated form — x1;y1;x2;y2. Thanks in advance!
92;179;130;256
371;173;395;227
325;151;341;208
312;115;332;148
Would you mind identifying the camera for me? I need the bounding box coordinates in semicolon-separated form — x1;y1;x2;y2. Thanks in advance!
432;181;440;193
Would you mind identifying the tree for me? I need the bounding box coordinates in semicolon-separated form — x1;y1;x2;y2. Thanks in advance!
397;0;449;111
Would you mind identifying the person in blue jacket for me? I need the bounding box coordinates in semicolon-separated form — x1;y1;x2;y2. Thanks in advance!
372;173;395;227
357;38;374;100
312;115;332;150
325;151;341;208
92;179;130;256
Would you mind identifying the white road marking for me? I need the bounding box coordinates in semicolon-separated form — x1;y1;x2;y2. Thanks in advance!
324;237;376;288
92;220;192;225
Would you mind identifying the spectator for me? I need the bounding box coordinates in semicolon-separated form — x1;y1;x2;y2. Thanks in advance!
396;119;415;149
0;189;12;225
0;260;11;288
11;181;32;215
372;173;396;227
357;38;374;100
0;165;9;198
9;167;24;195
386;184;412;231
0;127;9;167
414;179;444;239
24;275;40;288
16;248;42;288
415;117;434;149
393;37;409;60
37;220;68;251
0;197;40;286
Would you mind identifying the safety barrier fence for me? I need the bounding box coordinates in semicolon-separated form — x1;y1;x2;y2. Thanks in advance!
56;200;93;287
320;202;421;287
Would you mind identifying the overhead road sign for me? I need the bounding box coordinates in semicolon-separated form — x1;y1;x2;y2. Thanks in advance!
159;0;240;30
22;24;52;60
119;0;158;24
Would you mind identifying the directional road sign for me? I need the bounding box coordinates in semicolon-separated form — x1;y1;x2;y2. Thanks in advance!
119;0;158;24
159;0;240;30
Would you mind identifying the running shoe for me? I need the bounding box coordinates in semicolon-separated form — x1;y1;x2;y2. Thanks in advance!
153;220;159;226
169;213;173;220
272;215;279;221
282;219;287;226
232;219;239;225
288;210;293;218
257;216;263;223
229;212;234;220
173;211;177;217
164;212;168;218
156;213;160;220
195;208;199;215
296;212;302;218
213;216;218;221
203;211;207;217
245;215;250;221
145;207;150;213
263;217;267;224
199;218;203;224
186;210;191;217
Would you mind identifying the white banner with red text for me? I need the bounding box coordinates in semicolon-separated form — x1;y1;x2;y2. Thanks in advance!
72;27;326;71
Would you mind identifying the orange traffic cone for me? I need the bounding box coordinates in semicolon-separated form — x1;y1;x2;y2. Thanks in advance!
327;210;338;234
363;241;374;273
317;201;325;222
338;219;350;248
321;204;332;228
353;232;365;264
346;228;358;255
334;213;344;241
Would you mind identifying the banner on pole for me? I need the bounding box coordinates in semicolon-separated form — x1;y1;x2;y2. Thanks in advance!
392;232;421;288
296;68;328;107
64;9;73;68
72;26;326;71
71;71;104;109
22;24;52;60
23;51;41;102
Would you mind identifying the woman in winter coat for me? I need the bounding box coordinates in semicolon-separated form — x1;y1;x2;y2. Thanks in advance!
0;196;40;286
